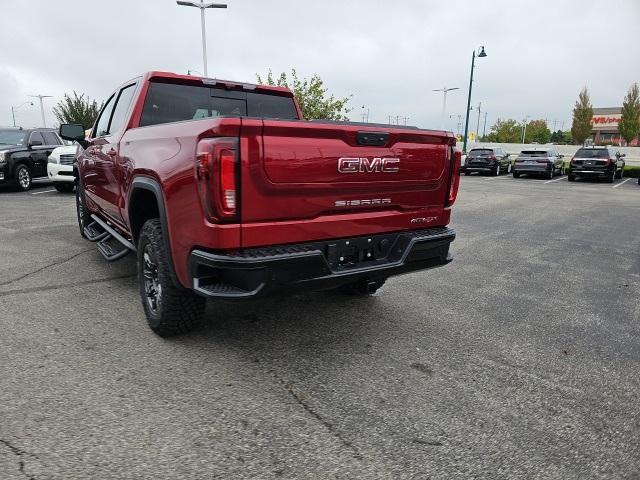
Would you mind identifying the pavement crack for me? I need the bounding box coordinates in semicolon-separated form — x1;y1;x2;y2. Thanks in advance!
269;370;363;460
0;274;136;298
0;249;94;287
0;439;38;479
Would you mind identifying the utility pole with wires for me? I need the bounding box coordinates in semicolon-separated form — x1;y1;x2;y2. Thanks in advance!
449;114;462;135
360;105;370;123
475;102;482;140
28;94;52;127
482;111;488;139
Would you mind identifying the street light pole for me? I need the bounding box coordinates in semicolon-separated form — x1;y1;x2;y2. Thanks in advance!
177;0;228;77
521;116;530;143
10;102;34;127
433;86;459;130
462;46;487;154
28;95;52;127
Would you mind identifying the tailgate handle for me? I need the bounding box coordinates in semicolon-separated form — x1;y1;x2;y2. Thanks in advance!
356;131;389;147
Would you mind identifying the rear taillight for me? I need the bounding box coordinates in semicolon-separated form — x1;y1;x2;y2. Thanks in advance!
571;156;577;164
536;158;550;163
602;158;610;166
490;155;497;160
446;149;461;207
195;137;238;221
219;150;236;213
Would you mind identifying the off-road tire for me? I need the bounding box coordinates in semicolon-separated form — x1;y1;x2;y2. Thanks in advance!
615;167;623;179
513;171;520;178
15;164;32;191
54;182;74;193
568;174;576;182
137;219;206;337
464;171;471;176
75;178;92;238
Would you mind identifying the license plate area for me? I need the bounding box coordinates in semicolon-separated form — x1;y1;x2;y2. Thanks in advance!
326;233;398;270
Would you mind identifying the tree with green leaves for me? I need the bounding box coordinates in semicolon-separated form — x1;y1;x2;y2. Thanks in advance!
619;83;640;146
53;92;103;129
525;119;551;144
256;69;352;121
485;118;521;143
571;87;593;145
550;130;573;144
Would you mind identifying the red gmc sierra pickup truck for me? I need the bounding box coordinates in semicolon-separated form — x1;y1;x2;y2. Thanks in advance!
59;71;460;337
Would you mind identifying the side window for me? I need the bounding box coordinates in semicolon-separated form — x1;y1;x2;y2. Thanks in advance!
94;94;116;138
108;84;137;134
29;131;44;146
41;131;61;146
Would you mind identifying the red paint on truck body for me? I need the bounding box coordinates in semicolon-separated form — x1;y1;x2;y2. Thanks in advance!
77;72;458;288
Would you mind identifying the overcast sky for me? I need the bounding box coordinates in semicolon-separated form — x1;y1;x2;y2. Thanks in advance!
2;0;639;133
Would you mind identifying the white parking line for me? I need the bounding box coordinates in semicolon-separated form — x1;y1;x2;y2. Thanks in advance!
31;189;56;195
544;176;566;184
613;178;631;188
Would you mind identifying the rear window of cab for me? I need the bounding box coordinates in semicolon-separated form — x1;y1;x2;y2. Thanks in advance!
139;81;299;127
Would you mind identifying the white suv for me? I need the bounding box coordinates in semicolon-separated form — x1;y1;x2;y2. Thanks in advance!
47;145;77;192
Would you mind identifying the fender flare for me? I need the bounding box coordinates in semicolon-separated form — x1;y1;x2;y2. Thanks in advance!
128;176;180;286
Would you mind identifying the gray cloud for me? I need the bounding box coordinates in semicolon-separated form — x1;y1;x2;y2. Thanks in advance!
1;0;639;133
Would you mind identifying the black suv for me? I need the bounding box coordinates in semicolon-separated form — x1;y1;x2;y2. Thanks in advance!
568;146;625;183
463;147;511;176
0;127;64;191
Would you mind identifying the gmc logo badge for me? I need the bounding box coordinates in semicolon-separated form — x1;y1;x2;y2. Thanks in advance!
337;157;400;173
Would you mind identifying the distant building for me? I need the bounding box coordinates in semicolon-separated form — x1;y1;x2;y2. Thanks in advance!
591;107;638;146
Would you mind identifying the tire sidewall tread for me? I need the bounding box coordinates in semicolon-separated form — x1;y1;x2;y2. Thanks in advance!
137;219;205;337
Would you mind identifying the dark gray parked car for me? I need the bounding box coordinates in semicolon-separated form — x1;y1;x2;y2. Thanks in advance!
512;148;563;179
463;147;511;176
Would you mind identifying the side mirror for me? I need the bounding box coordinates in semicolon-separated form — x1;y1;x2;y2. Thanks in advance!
559;154;564;159
620;153;626;158
29;140;43;148
59;124;88;148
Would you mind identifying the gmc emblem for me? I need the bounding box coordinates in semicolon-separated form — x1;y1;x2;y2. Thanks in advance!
337;157;400;173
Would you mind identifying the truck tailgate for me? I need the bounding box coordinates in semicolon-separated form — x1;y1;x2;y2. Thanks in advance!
240;120;456;247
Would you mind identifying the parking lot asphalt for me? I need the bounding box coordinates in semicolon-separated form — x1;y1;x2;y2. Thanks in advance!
1;175;639;479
